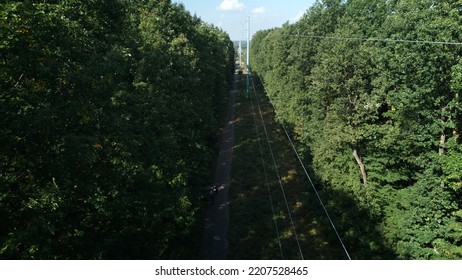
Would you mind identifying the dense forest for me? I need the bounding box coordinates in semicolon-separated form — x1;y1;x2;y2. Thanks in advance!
0;0;234;259
251;0;462;259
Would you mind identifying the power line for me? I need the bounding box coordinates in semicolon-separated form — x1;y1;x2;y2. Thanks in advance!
250;73;305;260
255;74;352;260
289;33;462;46
246;73;284;260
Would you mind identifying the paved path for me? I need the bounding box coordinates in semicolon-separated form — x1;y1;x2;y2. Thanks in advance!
199;71;237;260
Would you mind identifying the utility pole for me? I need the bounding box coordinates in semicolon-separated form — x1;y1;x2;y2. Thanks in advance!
238;40;242;67
246;16;250;98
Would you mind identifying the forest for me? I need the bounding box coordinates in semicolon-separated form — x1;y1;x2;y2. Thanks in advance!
250;0;462;259
0;0;234;259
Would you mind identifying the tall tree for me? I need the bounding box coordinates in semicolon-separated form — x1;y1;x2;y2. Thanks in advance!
1;0;234;259
250;0;462;259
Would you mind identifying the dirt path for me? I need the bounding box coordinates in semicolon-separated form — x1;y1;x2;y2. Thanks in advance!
199;71;237;260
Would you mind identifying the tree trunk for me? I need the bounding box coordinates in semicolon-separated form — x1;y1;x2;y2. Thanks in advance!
439;132;446;156
352;148;368;186
439;132;446;188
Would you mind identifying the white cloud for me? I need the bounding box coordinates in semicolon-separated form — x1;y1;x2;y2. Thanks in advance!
252;6;266;14
217;0;245;11
290;10;305;23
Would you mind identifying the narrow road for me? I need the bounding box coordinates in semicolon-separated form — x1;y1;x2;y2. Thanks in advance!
199;70;238;260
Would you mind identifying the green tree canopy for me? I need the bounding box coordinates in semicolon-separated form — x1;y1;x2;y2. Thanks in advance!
251;0;462;259
1;0;234;259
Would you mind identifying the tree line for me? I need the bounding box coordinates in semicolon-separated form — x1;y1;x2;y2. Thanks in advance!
251;0;462;259
1;0;234;259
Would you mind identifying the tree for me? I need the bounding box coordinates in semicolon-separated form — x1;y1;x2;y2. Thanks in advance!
1;0;234;259
250;0;462;259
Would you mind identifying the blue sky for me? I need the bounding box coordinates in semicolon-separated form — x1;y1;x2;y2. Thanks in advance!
172;0;317;41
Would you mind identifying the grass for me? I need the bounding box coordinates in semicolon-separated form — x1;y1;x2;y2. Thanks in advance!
228;73;349;260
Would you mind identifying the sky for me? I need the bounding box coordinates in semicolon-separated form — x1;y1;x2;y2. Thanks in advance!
171;0;317;41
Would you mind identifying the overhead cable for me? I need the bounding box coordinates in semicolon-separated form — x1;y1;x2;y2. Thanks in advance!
289;33;462;46
257;75;352;260
250;73;305;260
247;73;285;259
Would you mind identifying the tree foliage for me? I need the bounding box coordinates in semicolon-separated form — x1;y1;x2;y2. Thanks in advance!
251;0;462;259
1;0;234;259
